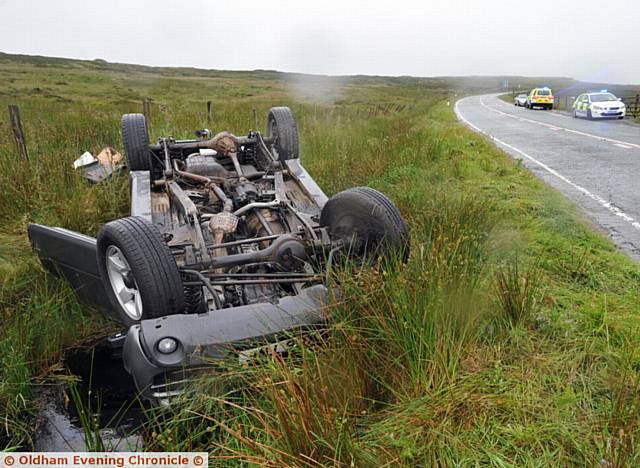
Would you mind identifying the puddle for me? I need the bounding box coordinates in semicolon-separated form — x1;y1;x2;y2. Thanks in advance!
34;337;146;451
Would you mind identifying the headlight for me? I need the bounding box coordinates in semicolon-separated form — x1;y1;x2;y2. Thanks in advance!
593;106;603;111
157;337;178;354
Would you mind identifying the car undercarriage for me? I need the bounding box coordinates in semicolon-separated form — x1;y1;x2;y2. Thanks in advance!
28;107;409;401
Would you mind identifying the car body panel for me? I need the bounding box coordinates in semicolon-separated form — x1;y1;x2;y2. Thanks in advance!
123;284;331;398
27;223;114;315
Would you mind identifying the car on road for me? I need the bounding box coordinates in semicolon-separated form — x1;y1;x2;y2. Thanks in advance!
28;107;409;401
514;94;528;107
526;87;554;110
573;91;626;120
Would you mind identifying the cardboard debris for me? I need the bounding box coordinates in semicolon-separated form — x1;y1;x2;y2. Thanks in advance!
73;147;125;183
96;147;122;167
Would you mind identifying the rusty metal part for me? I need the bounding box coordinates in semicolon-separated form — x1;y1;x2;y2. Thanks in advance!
184;277;321;286
210;131;238;156
180;269;222;309
207;234;308;270
208;212;239;241
228;152;243;177
246;209;284;247
148;135;273;153
166;181;209;263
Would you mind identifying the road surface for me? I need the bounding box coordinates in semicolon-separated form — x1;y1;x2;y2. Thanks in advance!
455;94;640;260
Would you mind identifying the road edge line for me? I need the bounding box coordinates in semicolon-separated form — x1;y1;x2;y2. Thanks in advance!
454;97;640;231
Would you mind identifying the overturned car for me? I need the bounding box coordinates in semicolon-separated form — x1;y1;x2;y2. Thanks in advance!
29;107;409;401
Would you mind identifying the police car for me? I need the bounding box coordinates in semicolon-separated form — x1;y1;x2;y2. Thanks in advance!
572;91;626;120
526;87;554;110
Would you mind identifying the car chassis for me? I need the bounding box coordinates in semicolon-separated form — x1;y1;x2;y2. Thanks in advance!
28;107;408;401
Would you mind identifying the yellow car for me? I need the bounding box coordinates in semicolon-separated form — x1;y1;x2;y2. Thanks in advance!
526;87;554;110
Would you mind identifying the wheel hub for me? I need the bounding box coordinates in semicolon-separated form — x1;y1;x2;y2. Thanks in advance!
105;245;143;321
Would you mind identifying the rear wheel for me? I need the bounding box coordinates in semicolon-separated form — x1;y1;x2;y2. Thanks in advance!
320;187;409;263
97;216;185;325
267;107;299;162
121;114;152;171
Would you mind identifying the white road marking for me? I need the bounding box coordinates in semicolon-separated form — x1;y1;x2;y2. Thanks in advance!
454;98;640;231
614;143;633;149
479;98;640;149
494;99;572;119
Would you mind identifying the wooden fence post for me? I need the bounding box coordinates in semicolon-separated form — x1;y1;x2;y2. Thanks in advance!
142;98;151;127
207;101;212;122
8;105;29;161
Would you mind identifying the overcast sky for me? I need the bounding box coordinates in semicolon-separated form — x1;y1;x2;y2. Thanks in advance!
1;0;638;84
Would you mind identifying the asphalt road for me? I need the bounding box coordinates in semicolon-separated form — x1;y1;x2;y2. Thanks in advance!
455;94;640;260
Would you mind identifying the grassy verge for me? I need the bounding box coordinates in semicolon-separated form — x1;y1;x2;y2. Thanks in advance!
1;55;640;465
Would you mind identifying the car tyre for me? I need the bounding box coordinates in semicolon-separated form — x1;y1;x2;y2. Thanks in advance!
97;216;185;326
121;114;153;172
320;187;410;263
587;109;593;120
267;107;299;162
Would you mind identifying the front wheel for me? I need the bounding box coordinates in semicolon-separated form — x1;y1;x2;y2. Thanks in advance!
97;216;185;325
587;110;593;120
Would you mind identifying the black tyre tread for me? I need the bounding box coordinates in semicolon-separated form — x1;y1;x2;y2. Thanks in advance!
121;114;151;171
97;216;184;324
321;187;409;261
267;107;299;161
350;187;409;245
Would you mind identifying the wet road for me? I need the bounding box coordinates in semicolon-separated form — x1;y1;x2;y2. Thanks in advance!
455;94;640;260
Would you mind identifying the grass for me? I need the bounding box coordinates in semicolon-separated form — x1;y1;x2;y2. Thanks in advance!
1;52;640;465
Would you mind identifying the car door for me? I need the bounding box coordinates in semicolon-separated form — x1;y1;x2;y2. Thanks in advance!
578;95;588;116
573;95;581;114
583;95;592;116
28;223;115;315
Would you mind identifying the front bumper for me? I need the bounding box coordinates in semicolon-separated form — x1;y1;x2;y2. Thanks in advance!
531;100;553;106
123;284;331;400
591;108;625;118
